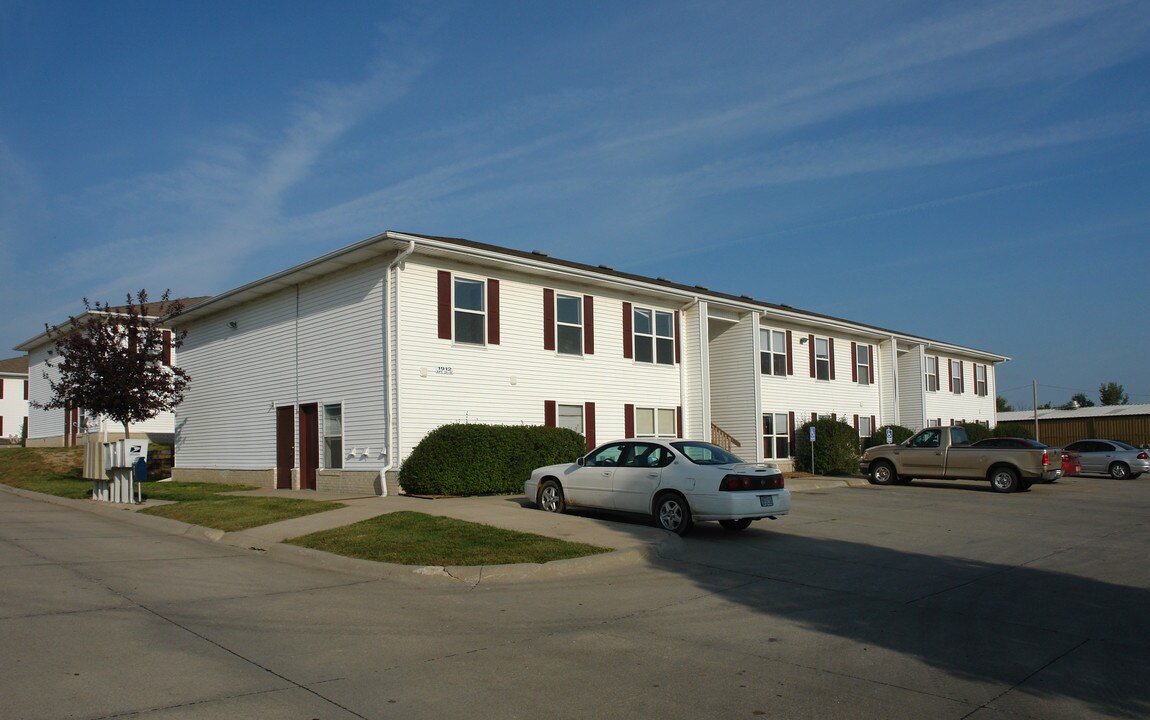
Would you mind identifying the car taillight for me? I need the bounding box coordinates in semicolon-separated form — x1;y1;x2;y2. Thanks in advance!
720;474;784;491
1138;452;1149;461
1042;450;1050;467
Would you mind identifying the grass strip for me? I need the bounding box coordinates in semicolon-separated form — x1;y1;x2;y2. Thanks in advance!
286;510;610;566
140;496;343;532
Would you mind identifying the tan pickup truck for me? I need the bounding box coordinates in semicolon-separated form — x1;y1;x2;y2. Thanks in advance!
859;426;1062;493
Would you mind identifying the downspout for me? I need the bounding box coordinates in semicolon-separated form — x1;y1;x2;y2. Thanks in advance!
679;297;700;439
379;240;416;496
890;335;900;428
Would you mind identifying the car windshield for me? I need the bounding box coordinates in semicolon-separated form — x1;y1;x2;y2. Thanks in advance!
671;441;745;465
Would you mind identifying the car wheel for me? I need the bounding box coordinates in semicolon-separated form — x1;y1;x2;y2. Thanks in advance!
655;493;693;536
869;460;897;485
1109;463;1131;480
719;518;752;531
989;466;1020;493
537;480;566;513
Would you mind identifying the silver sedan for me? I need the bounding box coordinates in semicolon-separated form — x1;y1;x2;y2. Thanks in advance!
525;439;791;536
1061;439;1150;479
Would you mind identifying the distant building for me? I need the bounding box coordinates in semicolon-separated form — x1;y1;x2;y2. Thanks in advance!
998;405;1150;447
0;355;29;445
13;298;209;447
166;231;1008;494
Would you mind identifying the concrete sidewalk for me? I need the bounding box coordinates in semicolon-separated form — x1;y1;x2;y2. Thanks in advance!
2;474;869;582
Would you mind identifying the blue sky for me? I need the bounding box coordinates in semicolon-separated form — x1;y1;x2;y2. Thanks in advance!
2;0;1148;410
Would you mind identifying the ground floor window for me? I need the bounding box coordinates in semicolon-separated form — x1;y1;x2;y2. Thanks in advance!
323;404;343;469
636;406;677;438
763;412;790;459
557;403;584;435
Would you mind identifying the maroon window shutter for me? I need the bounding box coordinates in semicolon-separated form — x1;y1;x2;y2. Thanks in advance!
785;330;793;375
24;380;29;400
676;406;683;438
584;402;596;450
543;289;555;351
437;270;452;339
828;338;836;380
162;331;172;366
808;335;815;378
0;380;3;399
544;400;556;427
959;361;965;393
851;341;858;382
870;415;876;430
674;310;681;364
935;356;941;391
788;412;796;452
487;279;500;345
832;412;837;421
583;295;595;355
622;303;633;359
624;404;635;438
811;412;817;423
869;345;876;384
948;359;953;392
853;414;859;431
0;417;3;435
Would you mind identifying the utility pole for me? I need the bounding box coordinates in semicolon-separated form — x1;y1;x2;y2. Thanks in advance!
1032;380;1040;441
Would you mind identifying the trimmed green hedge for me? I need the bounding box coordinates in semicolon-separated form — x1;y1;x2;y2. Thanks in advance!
794;418;861;475
399;423;587;496
870;424;915;447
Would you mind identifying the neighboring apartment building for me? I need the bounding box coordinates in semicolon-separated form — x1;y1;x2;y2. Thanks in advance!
0;355;29;444
167;231;1007;495
14;298;209;447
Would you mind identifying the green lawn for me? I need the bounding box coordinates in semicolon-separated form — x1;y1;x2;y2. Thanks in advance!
2;448;611;566
286;511;610;566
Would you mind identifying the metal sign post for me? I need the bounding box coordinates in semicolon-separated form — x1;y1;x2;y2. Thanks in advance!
809;425;816;475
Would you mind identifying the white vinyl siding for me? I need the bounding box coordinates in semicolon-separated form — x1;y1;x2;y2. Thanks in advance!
395;259;682;463
175;256;389;471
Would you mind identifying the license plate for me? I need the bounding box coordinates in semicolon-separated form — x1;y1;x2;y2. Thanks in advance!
759;495;774;508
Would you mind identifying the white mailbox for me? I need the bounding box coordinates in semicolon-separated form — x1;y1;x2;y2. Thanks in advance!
94;439;149;503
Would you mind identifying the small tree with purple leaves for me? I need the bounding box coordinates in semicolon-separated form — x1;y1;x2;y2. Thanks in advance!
35;290;190;439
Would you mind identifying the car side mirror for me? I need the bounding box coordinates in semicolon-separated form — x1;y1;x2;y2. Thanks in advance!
576;456;586;467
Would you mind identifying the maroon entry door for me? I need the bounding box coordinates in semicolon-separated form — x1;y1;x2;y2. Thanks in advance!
298;403;319;491
275;406;295;489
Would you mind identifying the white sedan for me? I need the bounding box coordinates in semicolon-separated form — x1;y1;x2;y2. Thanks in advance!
524;439;791;535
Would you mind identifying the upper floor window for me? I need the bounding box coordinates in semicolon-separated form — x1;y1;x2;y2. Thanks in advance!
950;360;964;394
814;337;831;381
634;308;674;365
556;294;583;355
855;343;871;385
760;329;788;376
974;364;988;396
925;356;939;392
437;270;500;346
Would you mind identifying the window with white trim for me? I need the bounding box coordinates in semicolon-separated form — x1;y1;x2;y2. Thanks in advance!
855;344;870;386
950;360;964;394
762;412;790;459
635;406;677;438
453;277;486;345
925;356;939;392
857;415;873;438
975;364;987;396
557;403;584;435
556;294;583;356
323;404;343;470
814;337;831;381
760;329;787;376
634;308;674;365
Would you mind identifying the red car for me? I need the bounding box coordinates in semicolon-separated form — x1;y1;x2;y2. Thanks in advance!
969;437;1076;482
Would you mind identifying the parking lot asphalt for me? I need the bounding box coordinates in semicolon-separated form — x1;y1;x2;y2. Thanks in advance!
0;474;869;583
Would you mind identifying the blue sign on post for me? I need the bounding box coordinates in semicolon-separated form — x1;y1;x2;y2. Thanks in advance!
886;427;893;444
809;426;816;443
